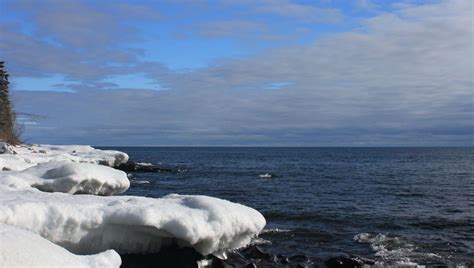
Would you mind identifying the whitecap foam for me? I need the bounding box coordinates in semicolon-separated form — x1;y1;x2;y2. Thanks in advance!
136;162;153;166
354;233;441;267
250;237;272;246
261;228;291;234
130;179;150;184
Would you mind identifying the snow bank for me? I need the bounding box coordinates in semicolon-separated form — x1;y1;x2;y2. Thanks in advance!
0;223;121;268
0;185;266;256
0;162;130;195
0;143;128;171
0;142;266;264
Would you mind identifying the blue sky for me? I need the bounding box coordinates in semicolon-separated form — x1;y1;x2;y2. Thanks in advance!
1;0;472;146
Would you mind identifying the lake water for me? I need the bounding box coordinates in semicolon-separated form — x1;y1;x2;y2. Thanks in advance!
103;147;473;267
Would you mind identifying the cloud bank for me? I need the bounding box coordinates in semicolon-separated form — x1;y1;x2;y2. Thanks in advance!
2;0;473;146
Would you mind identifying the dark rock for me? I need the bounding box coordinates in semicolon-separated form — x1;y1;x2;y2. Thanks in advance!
277;254;289;264
324;256;362;268
229;245;313;267
2;167;11;171
222;251;252;267
206;258;233;268
120;244;315;268
351;256;375;266
241;246;275;262
116;161;184;173
289;255;309;263
120;247;202;268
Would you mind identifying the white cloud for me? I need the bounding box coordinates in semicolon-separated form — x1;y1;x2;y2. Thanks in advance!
3;0;473;145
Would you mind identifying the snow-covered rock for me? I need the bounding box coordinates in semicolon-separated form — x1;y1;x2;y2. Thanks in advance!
0;162;130;195
0;143;266;265
0;185;266;257
34;144;129;167
0;223;121;268
0;154;33;171
0;144;129;171
0;142;15;154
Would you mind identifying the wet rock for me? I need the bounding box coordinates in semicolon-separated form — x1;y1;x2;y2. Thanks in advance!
289;255;309;263
121;247;202;268
225;245;313;267
204;258;233;268
116;161;183;173
324;256;362;268
277;254;289;264
241;246;276;262
120;244;315;268
351;256;375;266
220;251;252;268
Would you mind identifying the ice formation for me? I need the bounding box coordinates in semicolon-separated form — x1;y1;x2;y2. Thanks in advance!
0;161;130;195
0;186;266;256
0;143;266;266
0;223;121;268
0;143;129;171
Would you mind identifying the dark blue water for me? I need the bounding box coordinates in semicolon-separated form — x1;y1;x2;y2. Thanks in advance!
103;147;474;266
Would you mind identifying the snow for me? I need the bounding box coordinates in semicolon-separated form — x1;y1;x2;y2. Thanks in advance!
0;143;129;171
0;223;121;268
0;186;266;256
0;162;130;195
0;143;266;265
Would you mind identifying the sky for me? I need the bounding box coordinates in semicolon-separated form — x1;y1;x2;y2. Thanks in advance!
0;0;472;146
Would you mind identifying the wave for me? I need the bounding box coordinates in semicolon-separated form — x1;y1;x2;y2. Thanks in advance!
136;162;153;166
258;173;274;178
354;233;441;267
130;179;150;184
250;237;272;246
261;228;292;234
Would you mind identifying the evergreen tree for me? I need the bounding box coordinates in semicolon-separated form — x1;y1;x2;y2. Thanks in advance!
0;61;19;144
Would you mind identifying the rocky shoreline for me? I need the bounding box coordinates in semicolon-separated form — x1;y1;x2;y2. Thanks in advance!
0;143;391;268
0;143;266;267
